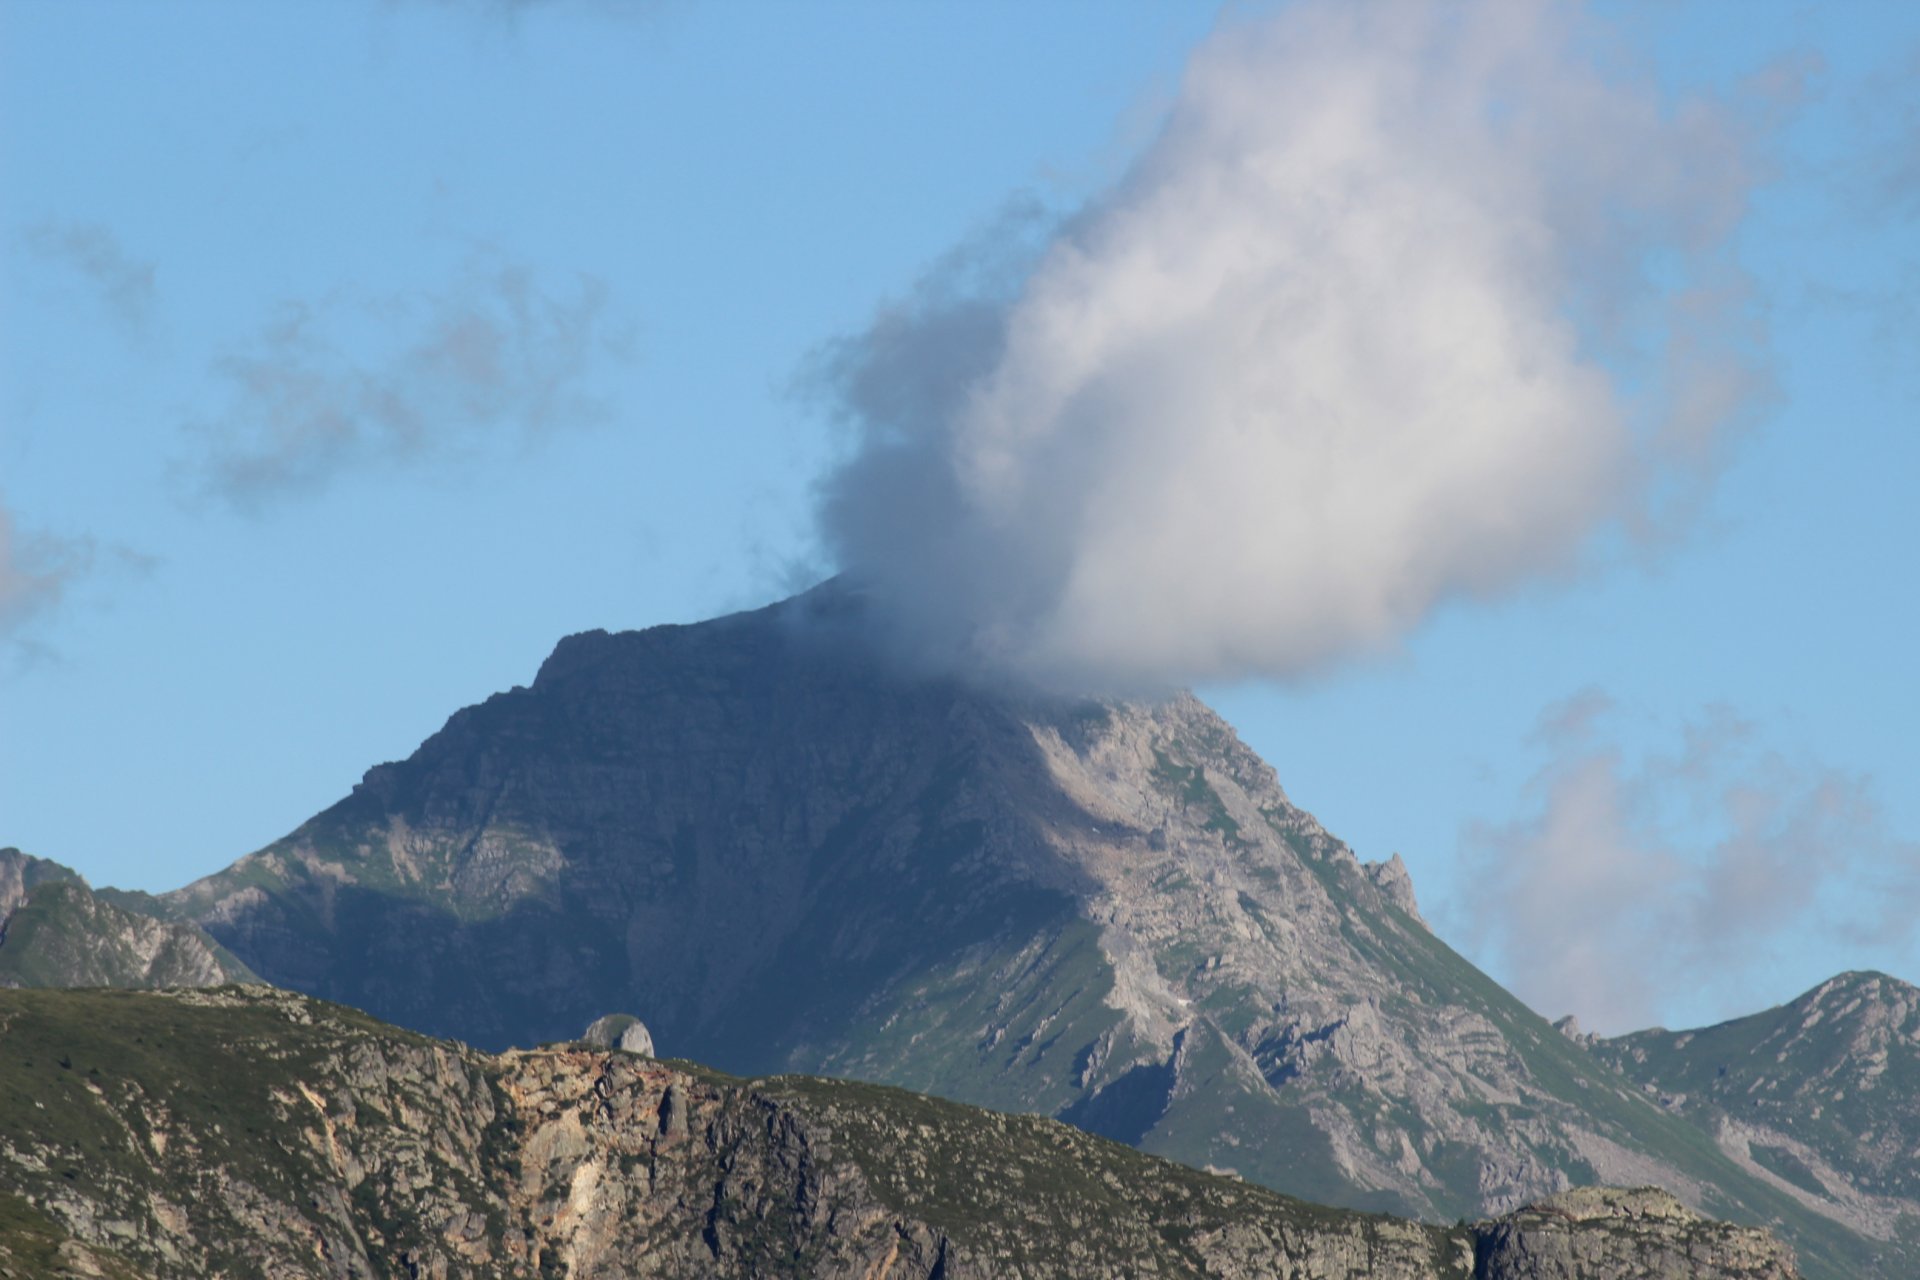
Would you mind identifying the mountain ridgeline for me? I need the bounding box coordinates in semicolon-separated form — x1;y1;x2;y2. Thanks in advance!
1591;971;1920;1260
11;584;1898;1278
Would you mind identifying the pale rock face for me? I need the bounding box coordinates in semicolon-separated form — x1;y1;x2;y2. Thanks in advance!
582;1013;655;1057
1473;1187;1800;1280
0;847;78;917
0;847;249;989
1553;1015;1598;1047
1363;852;1423;923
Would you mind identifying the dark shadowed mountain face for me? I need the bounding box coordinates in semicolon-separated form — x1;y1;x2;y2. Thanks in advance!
153;587;1891;1278
171;588;1093;1070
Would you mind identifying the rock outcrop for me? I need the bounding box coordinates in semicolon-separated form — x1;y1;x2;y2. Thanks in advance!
0;848;251;990
582;1011;655;1056
0;848;79;917
0;986;1800;1280
1472;1187;1799;1280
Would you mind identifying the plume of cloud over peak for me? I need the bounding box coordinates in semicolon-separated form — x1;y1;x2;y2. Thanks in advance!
1457;693;1920;1034
183;257;626;509
813;0;1768;692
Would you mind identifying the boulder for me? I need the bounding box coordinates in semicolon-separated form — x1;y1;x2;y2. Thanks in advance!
582;1012;655;1057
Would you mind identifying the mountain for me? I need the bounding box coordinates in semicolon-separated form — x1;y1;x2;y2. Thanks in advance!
137;586;1893;1278
0;985;1802;1279
1587;971;1920;1271
0;849;251;990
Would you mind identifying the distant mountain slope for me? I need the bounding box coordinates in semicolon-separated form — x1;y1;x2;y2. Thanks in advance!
0;849;251;990
150;586;1889;1277
1590;971;1920;1269
0;986;1802;1279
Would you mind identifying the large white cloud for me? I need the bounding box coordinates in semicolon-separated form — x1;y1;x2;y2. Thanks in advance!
814;0;1767;691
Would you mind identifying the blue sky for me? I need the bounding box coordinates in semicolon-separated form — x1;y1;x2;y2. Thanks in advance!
2;0;1915;1034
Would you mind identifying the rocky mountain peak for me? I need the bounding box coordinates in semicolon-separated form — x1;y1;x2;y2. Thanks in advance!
1590;970;1920;1261
0;847;249;990
1792;971;1919;1043
0;847;82;918
137;589;1901;1277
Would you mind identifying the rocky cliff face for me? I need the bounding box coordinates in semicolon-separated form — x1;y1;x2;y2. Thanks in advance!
0;849;250;990
0;986;1800;1280
1589;971;1920;1272
0;850;79;917
146;587;1882;1277
1470;1187;1800;1280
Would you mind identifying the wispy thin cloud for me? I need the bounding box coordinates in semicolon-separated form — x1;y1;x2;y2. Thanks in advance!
24;222;156;336
1864;45;1920;216
0;498;95;638
383;0;671;24
181;256;630;510
1456;692;1920;1034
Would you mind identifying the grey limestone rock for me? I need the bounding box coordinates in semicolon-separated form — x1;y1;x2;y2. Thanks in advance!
1474;1187;1799;1280
1551;1014;1597;1047
0;847;252;989
1362;850;1424;923
658;1080;689;1138
582;1012;655;1056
